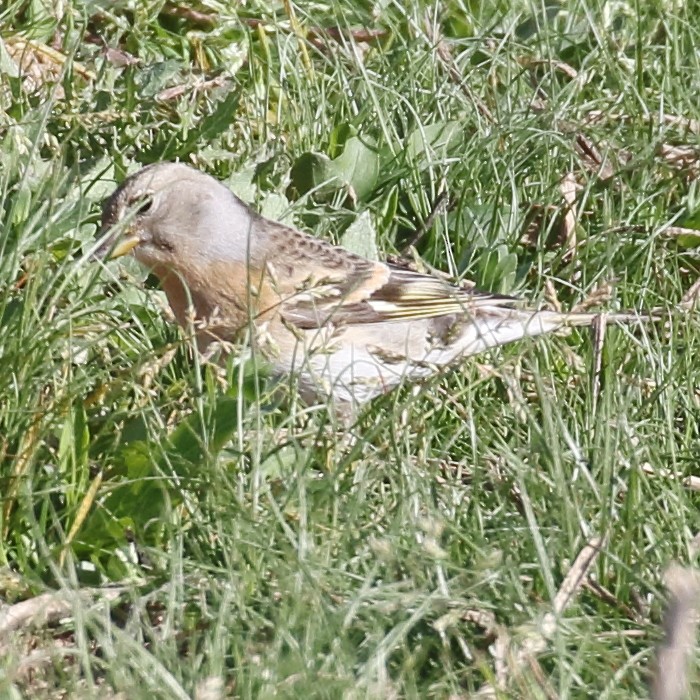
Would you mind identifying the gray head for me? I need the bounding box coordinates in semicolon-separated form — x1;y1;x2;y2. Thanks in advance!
98;162;254;269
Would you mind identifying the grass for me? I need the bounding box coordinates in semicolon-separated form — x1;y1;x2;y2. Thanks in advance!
1;0;699;697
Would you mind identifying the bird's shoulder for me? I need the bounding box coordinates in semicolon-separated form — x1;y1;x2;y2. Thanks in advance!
258;216;379;278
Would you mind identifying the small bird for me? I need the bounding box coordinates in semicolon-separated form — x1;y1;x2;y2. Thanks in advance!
98;162;643;412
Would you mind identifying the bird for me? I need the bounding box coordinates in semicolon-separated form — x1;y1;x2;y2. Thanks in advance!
97;162;645;414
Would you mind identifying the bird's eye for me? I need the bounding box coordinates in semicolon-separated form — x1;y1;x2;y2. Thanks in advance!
136;196;153;215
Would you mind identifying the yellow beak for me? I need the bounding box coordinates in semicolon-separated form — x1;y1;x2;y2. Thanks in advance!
95;233;140;260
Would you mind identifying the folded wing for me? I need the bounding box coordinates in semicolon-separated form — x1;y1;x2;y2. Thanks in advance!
280;263;519;329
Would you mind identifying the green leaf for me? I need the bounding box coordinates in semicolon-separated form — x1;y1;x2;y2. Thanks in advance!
289;151;336;197
331;136;381;201
142;88;240;161
475;244;518;293
227;164;258;203
340;211;379;261
683;212;700;229
10;182;32;225
290;136;380;201
260;192;293;224
58;402;90;480
178;88;240;157
328;123;356;158
164;395;239;469
0;39;19;78
379;185;399;234
676;232;700;248
83;393;241;555
136;60;182;98
121;442;152;485
676;210;700;248
406;121;463;163
259;444;309;481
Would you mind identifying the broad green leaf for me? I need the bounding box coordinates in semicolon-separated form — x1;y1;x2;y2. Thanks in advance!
178;88;240;157
259;444;309;481
290;136;380;201
142;88;240;161
289;151;336;197
260;191;293;224
331;136;380;201
165;395;239;469
227;164;257;203
328;123;356;158
340;211;379;261
675;210;700;248
675;232;700;248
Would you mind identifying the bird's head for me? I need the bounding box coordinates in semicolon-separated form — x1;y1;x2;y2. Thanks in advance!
97;162;254;270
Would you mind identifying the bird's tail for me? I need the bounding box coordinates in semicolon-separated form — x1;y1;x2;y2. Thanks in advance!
436;306;653;362
540;309;654;327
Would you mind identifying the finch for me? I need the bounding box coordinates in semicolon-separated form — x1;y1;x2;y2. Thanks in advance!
98;162;644;412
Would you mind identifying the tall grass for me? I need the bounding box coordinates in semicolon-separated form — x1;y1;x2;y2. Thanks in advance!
0;1;698;697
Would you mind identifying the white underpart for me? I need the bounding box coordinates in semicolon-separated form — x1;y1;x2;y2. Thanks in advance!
284;307;592;405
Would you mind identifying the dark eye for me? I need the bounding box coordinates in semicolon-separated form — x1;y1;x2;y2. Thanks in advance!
136;196;153;215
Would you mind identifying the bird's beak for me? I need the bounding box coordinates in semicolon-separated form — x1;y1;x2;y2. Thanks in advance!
106;234;140;259
94;229;141;260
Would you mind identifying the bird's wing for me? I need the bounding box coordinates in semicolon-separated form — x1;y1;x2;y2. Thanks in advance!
253;219;519;329
278;259;519;330
255;220;391;319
